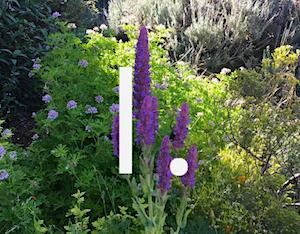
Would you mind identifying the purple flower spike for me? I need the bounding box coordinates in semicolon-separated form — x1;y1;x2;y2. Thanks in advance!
182;145;198;188
109;103;119;113
67;100;77;109
48;110;58;120
42;94;52;103
137;96;158;146
133;26;151;118
157;136;172;195
0;169;9;181
111;115;119;157
172;103;189;149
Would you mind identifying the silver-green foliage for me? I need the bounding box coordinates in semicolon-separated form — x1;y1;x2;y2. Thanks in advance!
109;0;300;71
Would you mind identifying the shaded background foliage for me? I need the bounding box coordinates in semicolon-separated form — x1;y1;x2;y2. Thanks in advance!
0;0;58;145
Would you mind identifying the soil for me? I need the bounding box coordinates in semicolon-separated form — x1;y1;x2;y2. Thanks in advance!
8;113;37;147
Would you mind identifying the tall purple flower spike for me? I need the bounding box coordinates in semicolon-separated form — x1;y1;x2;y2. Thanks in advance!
133;26;151;118
181;145;198;188
157;136;172;195
172;103;189;149
137;96;158;146
112;114;119;157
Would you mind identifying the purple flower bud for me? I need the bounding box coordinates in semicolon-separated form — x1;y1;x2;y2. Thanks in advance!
48;110;58;120
157;136;172;195
181;145;198;188
196;97;203;103
112;86;119;94
67;100;77;109
172;103;189;149
154;81;167;90
0;169;9;181
154;82;161;89
42;94;52;103
111;115;119;157
33;63;41;70
160;80;167;90
32;134;39;140
85;125;92;132
32;112;36;118
51;11;61;18
103;136;110;142
85;106;98;114
1;129;12;137
78;59;88;68
9;151;17;159
136;96;158;145
133;26;151;118
95;95;104;103
0;146;6;158
109;103;119;113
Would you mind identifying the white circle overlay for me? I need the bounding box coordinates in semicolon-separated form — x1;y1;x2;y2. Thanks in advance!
170;158;188;176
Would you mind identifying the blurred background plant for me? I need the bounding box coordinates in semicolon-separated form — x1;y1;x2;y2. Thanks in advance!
109;0;300;72
34;0;104;29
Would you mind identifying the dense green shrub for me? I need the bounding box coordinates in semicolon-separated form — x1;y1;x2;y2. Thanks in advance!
0;0;58;121
194;147;300;234
0;122;41;233
28;28;132;229
226;46;300;178
109;0;300;72
201;45;300;233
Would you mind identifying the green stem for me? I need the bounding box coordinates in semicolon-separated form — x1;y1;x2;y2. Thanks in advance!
174;196;188;234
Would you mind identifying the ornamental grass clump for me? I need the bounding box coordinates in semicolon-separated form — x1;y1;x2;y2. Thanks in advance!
116;26;199;234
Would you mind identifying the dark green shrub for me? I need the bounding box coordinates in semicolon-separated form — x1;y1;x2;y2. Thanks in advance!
36;0;102;29
0;0;57;122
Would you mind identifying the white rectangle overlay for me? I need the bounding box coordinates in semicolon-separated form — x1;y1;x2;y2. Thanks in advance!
119;67;133;174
